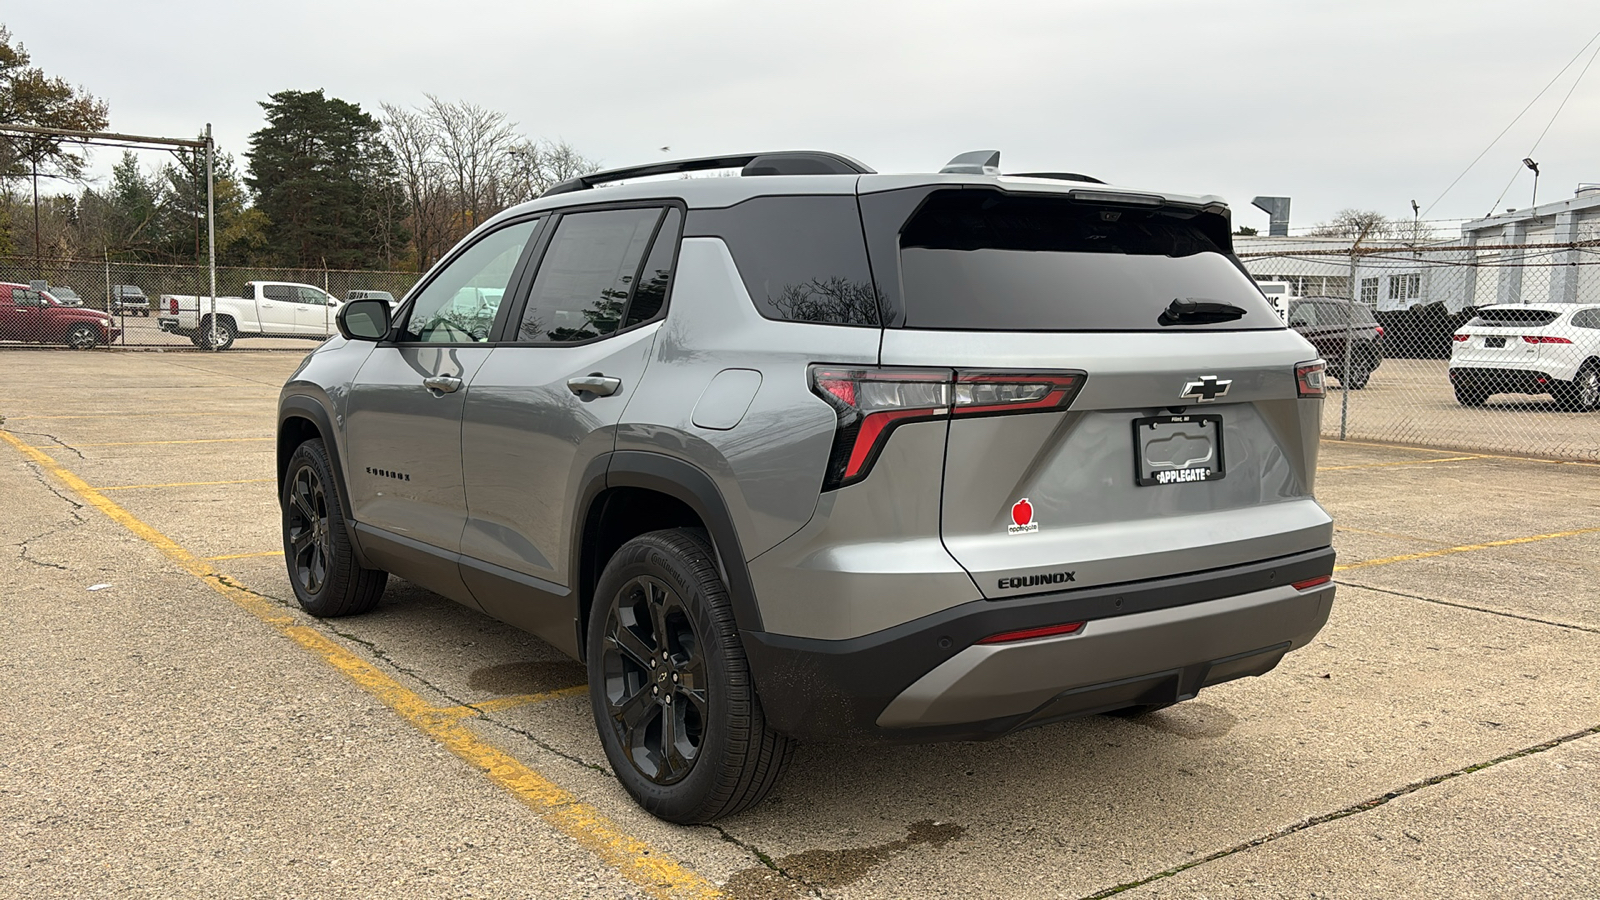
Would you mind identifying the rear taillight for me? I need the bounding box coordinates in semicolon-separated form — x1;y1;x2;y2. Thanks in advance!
810;365;1086;489
1374;326;1384;337
977;621;1085;644
1523;335;1572;344
1292;575;1332;591
1295;361;1325;398
169;298;178;314
1452;334;1469;342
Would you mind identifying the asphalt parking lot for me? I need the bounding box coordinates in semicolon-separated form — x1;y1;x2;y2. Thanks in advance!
4;351;1597;899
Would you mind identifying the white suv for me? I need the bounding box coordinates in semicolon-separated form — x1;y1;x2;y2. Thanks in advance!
1449;304;1600;410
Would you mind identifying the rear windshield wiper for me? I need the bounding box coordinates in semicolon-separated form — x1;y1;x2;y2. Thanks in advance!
1159;297;1247;326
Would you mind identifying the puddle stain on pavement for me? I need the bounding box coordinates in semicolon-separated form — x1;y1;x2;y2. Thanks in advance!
723;819;966;898
467;659;587;695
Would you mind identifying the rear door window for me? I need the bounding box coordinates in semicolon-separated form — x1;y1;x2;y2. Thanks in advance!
516;207;664;343
895;190;1281;332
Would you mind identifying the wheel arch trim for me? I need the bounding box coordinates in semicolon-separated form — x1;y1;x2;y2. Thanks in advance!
277;393;372;567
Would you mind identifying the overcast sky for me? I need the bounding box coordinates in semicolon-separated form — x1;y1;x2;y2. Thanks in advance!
8;0;1600;231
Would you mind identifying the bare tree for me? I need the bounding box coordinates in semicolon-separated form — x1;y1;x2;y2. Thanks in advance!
1309;209;1400;241
380;103;451;269
424;95;517;228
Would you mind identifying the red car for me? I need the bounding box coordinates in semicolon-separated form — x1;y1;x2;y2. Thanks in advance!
0;282;122;348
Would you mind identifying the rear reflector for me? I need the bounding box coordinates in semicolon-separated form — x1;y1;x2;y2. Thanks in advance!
1452;333;1469;342
1523;335;1573;344
810;365;1085;489
977;621;1085;644
1292;575;1332;591
1295;361;1325;398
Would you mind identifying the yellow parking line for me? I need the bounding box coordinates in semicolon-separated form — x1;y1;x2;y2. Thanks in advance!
1335;525;1600;572
205;550;284;561
5;412;268;420
0;429;722;900
100;478;276;491
433;685;589;719
1318;455;1482;471
68;437;274;447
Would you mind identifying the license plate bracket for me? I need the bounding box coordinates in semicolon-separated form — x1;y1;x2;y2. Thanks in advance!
1133;414;1225;486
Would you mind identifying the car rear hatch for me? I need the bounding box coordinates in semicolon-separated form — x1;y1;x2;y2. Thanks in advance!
1452;308;1571;370
860;183;1331;599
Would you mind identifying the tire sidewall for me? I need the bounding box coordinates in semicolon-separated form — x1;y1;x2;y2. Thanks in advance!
587;533;741;821
281;440;348;614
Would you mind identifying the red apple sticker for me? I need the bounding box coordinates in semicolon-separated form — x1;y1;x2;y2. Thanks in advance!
1008;499;1038;534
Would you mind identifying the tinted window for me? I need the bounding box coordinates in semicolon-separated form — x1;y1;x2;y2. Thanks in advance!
1287;301;1317;327
686;195;879;326
517;208;661;343
14;289;43;308
1572;308;1600;329
1468;308;1561;328
403;218;540;343
625;208;681;328
896;190;1281;332
262;285;296;303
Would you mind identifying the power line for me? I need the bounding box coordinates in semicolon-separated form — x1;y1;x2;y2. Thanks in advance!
1485;34;1600;215
1420;27;1600;219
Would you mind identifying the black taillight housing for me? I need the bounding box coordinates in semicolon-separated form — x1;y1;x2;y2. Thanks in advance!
809;366;1086;490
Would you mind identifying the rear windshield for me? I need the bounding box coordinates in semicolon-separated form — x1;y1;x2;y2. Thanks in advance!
1469;309;1561;328
896;190;1281;332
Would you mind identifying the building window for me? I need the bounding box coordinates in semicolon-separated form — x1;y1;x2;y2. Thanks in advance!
1388;274;1422;300
1361;277;1379;304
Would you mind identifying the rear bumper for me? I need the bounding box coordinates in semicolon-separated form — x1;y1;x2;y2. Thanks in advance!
743;546;1335;742
1449;366;1563;394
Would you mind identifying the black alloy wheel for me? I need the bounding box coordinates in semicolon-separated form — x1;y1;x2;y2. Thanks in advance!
599;574;707;785
285;464;332;596
587;529;793;823
280;438;387;617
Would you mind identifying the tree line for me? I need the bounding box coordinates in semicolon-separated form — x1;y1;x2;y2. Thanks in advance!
0;24;598;273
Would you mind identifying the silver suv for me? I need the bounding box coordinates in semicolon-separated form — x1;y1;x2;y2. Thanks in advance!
277;151;1336;823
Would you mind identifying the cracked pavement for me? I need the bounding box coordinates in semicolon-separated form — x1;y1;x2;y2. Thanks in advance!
3;351;1598;899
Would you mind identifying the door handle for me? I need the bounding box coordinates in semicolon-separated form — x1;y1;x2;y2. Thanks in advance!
423;375;462;394
567;374;622;397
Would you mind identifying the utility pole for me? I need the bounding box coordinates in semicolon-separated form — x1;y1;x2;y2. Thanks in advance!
206;123;218;352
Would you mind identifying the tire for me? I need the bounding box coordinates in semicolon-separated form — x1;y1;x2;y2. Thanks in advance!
587;528;794;823
1343;361;1370;390
1454;381;1490;407
281;438;387;617
1554;361;1600;413
197;316;236;350
65;323;98;350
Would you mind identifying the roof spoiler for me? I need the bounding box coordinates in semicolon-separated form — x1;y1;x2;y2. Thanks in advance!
540;151;875;197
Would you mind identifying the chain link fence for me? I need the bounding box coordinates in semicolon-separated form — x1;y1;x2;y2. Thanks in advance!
0;256;421;351
1240;235;1600;462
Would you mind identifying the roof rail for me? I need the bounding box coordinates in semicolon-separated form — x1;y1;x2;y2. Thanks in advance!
1008;172;1106;185
540;151;875;197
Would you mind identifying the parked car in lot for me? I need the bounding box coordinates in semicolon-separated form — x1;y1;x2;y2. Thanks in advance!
159;281;341;349
0;282;121;348
48;286;85;307
344;289;398;308
276;150;1336;822
1286;297;1384;389
1449;303;1600;410
112;284;151;317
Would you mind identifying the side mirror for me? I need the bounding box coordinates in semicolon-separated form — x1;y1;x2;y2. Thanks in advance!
337;299;391;341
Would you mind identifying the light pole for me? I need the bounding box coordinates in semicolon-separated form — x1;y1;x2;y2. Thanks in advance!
1523;158;1540;208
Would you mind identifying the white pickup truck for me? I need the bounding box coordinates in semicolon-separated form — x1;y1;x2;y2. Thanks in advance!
157;281;342;349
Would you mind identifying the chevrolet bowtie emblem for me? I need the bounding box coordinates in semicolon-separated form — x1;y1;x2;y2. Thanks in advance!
1180;376;1232;403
